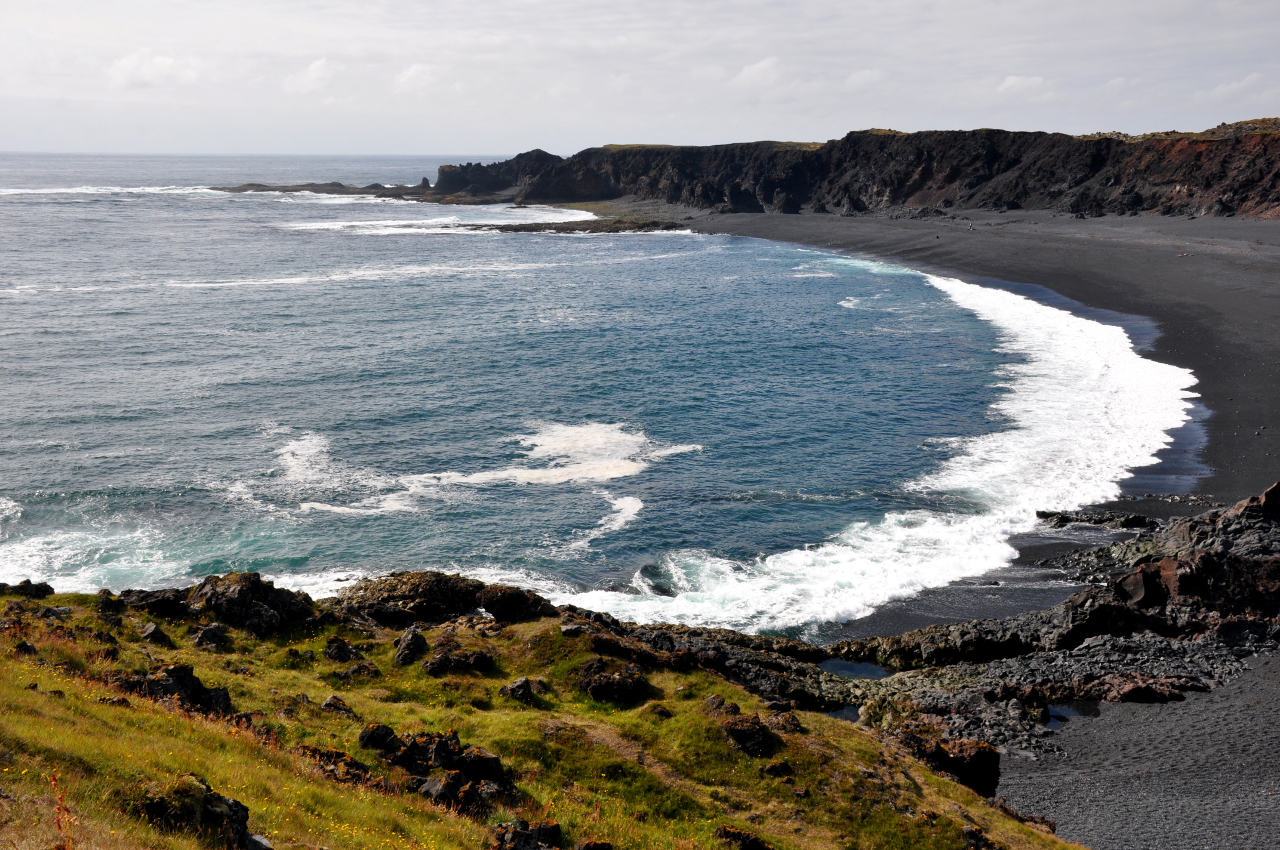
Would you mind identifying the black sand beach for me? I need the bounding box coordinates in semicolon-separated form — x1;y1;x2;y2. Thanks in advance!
674;206;1280;849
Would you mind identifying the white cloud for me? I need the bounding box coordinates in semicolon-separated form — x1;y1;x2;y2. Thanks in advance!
394;63;437;93
108;49;201;89
731;56;781;88
844;68;885;90
1201;71;1261;99
996;75;1045;95
283;58;337;95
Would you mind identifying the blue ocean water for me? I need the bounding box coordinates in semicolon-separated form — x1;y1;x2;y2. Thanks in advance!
0;154;1199;634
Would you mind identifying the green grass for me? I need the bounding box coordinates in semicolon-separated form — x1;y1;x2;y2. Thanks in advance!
0;590;1081;849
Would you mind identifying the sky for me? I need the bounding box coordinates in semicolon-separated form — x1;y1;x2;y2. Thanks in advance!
2;0;1277;155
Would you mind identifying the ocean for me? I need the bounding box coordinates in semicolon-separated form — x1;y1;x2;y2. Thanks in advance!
0;154;1200;637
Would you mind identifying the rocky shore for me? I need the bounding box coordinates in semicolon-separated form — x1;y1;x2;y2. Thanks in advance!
4;486;1278;847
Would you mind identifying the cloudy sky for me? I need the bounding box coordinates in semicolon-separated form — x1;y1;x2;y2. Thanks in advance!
2;0;1276;155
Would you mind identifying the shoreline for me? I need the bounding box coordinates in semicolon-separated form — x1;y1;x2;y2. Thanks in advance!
670;206;1280;507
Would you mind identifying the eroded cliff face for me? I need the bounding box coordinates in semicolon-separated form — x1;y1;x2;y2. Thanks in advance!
432;123;1280;218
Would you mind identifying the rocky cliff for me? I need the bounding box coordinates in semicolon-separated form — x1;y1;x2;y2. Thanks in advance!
428;119;1280;218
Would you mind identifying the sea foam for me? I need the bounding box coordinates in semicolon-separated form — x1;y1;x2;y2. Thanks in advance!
273;422;698;517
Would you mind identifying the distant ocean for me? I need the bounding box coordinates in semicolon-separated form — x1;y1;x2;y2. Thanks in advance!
0;153;1199;636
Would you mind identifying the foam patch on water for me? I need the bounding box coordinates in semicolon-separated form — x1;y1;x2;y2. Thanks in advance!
275;422;696;517
567;491;644;551
278;193;415;205
277;204;596;235
528;273;1198;633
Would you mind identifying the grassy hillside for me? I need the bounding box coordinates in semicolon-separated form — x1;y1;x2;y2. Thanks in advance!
0;584;1077;850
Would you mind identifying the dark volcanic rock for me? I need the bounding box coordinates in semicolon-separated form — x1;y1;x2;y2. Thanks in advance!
192;623;230;649
476;584;557;623
392;626;428;665
187;572;315;636
575;657;650;705
0;579;54;600
324;634;362;662
140;621;175;648
334;571;484;627
720;715;780;757
373;725;516;817
499;676;549;704
423;647;495;676
820;485;1280;753
1036;509;1159;531
297;745;370;783
119;587;190;619
488;818;562;850
121;774;268;850
221;120;1280;219
112;664;233;716
358;723;404;754
714;824;774;850
320;694;355;716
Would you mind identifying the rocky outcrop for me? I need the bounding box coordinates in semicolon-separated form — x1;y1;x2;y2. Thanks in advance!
118;774;270;850
332;571;485;626
110;664;234;716
187;572;316;636
822;485;1280;752
214;119;1280;218
359;724;517;817
112;572;316;637
476;584;558;623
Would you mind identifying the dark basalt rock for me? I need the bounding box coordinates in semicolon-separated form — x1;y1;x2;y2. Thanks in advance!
320;694;355;716
763;710;805;734
476;584;558;623
342;661;381;681
119;587;190;619
370;725;516;817
120;774;269;850
0;579;55;600
488;818;562;850
296;745;370;783
714;824;774;850
575;657;650;705
112;664;233;716
219;120;1280;219
392;626;428;665
423;647;495;676
1036;509;1160;531
720;715;780;757
323;635;362;662
499;676;549;705
95;588;125;612
140;622;175;648
334;571;485;627
186;572;315;637
357;723;404;754
192;623;230;649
